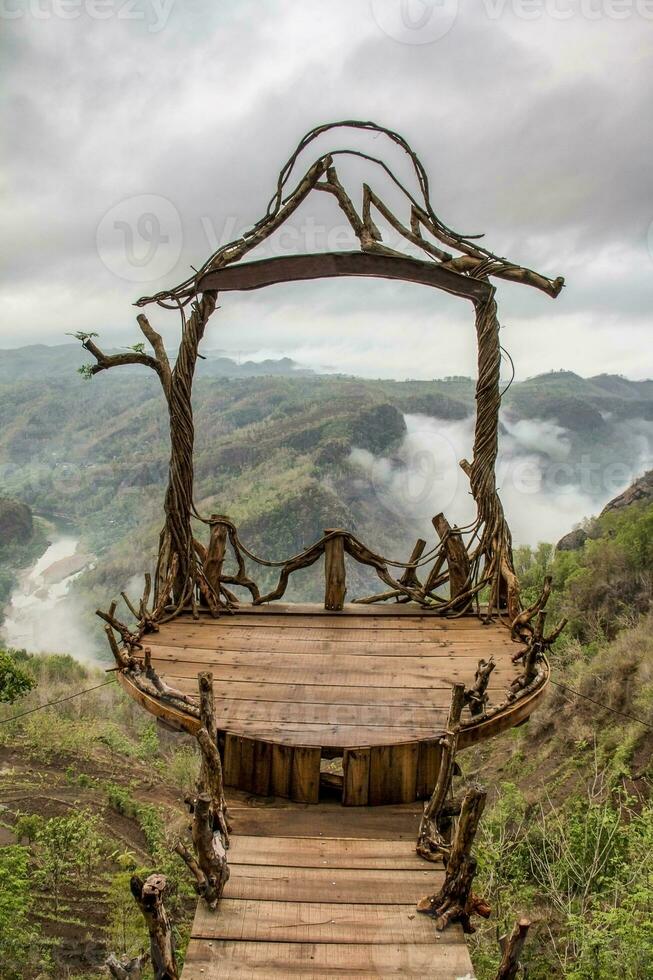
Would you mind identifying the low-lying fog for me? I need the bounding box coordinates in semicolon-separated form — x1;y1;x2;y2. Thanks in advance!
351;414;653;546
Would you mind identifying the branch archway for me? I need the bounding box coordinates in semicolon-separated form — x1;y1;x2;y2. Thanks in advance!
76;120;564;623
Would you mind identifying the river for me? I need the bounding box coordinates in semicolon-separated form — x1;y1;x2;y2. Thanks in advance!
2;530;95;660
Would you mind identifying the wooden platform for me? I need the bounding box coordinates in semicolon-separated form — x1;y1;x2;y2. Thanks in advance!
121;603;547;804
181;794;474;979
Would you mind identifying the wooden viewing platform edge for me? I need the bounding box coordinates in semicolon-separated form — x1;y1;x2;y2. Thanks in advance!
116;604;550;806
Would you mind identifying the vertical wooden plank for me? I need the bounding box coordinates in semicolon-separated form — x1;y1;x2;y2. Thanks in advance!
343;747;370;806
290;746;321;804
252;739;272;796
416;737;442;799
368;745;392;806
324;529;346;611
222;733;241;788
369;742;419;805
270;743;293;799
238;736;256;793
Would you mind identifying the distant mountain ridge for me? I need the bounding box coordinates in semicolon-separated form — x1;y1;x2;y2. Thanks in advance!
0;354;651;653
0;345;313;381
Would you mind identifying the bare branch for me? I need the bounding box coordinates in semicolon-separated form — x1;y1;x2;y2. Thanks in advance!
81;336;164;382
137;313;172;391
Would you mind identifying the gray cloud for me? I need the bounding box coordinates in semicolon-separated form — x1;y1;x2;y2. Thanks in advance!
1;1;652;378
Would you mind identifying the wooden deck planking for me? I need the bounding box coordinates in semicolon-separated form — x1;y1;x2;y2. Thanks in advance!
171;698;446;728
223;800;422;841
154;659;515;692
126;605;546;797
154;678;512;706
182;822;473;980
182;941;472;978
223;865;440;904
227;835;427;869
191;898;453;944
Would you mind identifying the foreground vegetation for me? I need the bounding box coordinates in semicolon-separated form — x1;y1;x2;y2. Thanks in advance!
0;651;199;978
0;462;651;974
468;499;653;978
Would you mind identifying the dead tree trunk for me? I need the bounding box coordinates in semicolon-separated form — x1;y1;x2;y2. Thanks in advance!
417;683;465;860
399;538;426;591
76;292;218;612
417;785;490;932
496;917;531;979
176;791;230;911
130;874;178;980
106;953;149;980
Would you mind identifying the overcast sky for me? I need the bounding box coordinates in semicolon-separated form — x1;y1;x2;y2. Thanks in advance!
2;0;652;380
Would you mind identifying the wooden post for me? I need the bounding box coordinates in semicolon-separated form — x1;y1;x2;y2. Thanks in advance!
130;874;178;980
417;682;465;860
496;917;531;979
324;529;346;610
198;671;231;843
417;785;490;932
399;538;426;589
433;513;470;609
192;792;230;908
199;671;217;744
465;656;496;716
197;728;231;844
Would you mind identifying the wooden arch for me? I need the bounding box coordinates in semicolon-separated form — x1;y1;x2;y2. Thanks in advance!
78;120;564;623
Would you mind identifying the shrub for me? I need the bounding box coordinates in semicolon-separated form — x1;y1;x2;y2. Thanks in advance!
0;649;35;703
0;845;35;975
33;810;108;912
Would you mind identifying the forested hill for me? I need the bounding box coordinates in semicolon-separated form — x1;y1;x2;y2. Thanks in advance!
0;345;651;653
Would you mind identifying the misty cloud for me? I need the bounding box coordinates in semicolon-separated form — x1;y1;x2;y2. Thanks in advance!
350;412;653;546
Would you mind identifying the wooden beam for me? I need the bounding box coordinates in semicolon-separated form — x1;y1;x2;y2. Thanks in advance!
197;251;492;303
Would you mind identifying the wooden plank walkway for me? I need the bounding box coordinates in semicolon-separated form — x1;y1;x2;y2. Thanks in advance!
181;795;475;979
